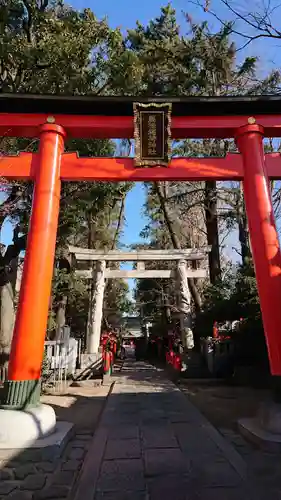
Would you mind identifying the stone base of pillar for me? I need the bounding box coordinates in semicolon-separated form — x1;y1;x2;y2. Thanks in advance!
238;401;281;452
0;404;73;462
0;379;41;409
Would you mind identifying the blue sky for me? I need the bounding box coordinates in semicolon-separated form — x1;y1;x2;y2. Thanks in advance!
1;0;281;288
76;0;280;71
121;184;148;248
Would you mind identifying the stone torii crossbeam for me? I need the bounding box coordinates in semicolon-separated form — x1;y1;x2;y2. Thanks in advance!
69;246;211;354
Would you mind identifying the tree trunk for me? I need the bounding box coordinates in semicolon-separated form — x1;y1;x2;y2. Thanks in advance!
154;182;202;310
103;197;125;325
55;295;67;340
85;214;98;351
0;257;18;371
0;281;15;373
238;183;251;265
163;282;171;324
54;254;71;340
111;197;125;250
177;259;194;350
204;180;221;284
238;214;251;265
87;260;106;354
0;236;25;370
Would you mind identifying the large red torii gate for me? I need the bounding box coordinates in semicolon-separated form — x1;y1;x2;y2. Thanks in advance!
1;93;281;409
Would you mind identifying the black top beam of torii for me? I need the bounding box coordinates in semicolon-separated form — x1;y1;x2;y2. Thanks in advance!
0;93;281;116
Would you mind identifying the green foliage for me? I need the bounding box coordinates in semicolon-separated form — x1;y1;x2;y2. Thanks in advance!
196;260;259;330
0;1;115;94
195;260;268;368
135;277;167;321
105;279;134;320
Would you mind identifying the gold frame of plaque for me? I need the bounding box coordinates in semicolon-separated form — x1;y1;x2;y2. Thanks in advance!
133;102;172;167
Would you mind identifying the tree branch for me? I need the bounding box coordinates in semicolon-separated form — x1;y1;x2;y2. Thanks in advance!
111;197;125;250
0;185;23;229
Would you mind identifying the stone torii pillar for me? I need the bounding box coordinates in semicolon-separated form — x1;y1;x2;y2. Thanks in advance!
87;260;106;354
177;259;194;350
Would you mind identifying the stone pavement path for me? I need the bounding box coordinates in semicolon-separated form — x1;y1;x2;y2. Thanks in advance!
73;360;264;500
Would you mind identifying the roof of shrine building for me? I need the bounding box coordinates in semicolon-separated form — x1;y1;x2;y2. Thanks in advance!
1;93;281;116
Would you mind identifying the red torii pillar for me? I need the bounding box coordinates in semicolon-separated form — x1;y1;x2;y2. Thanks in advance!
1;123;65;409
236;124;281;382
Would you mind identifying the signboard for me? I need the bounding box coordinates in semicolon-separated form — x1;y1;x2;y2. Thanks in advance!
133;102;172;167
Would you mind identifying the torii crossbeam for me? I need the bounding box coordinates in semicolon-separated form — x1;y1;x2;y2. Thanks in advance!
1;94;281;414
2;151;281;181
70;246;210;355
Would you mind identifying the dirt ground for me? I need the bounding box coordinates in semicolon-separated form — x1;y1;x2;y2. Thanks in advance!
40;360;123;430
41;382;111;431
178;378;271;431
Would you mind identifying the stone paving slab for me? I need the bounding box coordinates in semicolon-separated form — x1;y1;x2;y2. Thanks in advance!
195;488;252;500
107;424;140;440
96;458;146;493
146;473;191;499
141;424;179;449
73;360;257;500
144;448;190;476
104;438;141;460
95;492;148;500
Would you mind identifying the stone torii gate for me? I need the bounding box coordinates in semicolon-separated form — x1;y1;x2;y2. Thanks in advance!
69;246;210;355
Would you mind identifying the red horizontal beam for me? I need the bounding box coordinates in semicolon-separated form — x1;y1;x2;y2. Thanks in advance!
0;114;131;140
61;153;246;181
1;113;281;139
0;152;37;180
1;152;281;181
